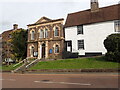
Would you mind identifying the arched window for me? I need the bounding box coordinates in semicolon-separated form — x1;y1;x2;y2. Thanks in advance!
55;45;59;53
30;46;34;57
31;31;35;40
40;29;44;38
45;29;48;38
54;27;59;37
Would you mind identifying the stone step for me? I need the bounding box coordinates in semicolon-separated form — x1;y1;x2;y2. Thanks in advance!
12;59;40;73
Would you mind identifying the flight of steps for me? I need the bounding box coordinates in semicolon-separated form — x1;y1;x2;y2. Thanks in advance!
12;59;40;73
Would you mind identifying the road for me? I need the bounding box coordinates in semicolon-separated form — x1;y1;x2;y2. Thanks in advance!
1;72;119;88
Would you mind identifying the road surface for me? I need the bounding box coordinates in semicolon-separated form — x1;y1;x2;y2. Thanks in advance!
2;72;119;88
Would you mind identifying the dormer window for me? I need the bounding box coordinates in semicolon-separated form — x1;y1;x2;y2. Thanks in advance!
31;31;35;40
115;20;120;32
54;27;59;37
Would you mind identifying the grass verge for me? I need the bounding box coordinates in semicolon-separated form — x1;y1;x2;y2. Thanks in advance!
2;63;23;71
29;56;119;70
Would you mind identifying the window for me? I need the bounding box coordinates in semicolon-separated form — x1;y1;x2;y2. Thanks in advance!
40;30;44;38
67;41;72;52
8;34;12;38
77;25;83;34
45;29;48;38
31;31;35;40
78;40;84;50
115;20;120;32
55;45;59;53
67;41;72;47
54;27;59;36
30;46;34;57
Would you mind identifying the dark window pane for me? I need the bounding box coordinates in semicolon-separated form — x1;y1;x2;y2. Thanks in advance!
115;20;120;32
55;45;59;53
78;40;84;50
77;25;83;34
31;31;35;40
67;41;72;47
55;27;59;36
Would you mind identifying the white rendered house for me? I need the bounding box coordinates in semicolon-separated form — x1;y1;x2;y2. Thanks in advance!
64;0;120;56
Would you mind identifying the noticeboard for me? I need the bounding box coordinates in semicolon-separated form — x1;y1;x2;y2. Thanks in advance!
49;49;52;54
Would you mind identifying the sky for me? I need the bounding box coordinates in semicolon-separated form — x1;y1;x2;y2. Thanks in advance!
0;0;119;34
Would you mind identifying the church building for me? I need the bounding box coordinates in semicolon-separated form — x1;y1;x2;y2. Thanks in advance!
27;17;64;59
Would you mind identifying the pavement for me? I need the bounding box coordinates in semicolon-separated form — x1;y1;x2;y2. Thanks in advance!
1;72;119;88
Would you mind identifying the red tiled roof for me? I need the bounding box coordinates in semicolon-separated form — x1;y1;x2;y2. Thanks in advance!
65;4;119;27
2;30;13;35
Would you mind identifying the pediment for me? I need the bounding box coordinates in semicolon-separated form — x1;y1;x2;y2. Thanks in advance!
35;17;51;24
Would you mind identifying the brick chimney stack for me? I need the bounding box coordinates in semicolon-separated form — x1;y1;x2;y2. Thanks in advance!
91;0;99;12
13;24;18;30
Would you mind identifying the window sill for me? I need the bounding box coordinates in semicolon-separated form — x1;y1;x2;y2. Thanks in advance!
54;36;59;37
78;49;85;50
77;34;84;35
54;53;59;54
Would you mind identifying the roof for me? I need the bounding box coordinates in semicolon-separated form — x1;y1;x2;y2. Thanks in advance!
35;16;51;24
65;4;119;28
2;28;23;42
2;28;23;37
28;17;64;26
2;30;13;35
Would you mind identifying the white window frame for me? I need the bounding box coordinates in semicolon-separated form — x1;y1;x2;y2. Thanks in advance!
40;29;44;38
78;40;84;50
31;31;35;40
45;29;48;38
77;25;83;35
54;27;59;37
115;20;120;32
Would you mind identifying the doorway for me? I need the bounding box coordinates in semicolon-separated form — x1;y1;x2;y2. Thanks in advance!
41;43;45;58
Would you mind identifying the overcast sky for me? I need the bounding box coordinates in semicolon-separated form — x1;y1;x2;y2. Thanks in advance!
0;0;119;34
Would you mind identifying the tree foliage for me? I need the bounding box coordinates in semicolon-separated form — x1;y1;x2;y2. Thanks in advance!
10;29;28;61
104;34;120;62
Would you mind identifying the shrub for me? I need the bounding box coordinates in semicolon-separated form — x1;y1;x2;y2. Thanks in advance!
62;50;79;59
104;34;120;62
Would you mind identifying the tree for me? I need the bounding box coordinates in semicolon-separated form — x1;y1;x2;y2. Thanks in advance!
10;29;28;61
104;34;120;62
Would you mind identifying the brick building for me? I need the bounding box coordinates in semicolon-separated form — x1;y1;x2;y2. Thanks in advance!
0;34;2;61
27;17;64;59
2;24;22;62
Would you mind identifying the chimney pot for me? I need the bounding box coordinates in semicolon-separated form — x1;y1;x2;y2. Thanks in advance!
13;24;18;30
91;0;99;12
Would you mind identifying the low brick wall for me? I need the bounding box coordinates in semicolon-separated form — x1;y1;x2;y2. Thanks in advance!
26;69;120;73
2;69;120;73
81;69;119;72
2;71;11;73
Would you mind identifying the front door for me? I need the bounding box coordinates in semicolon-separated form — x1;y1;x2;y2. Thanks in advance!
42;43;45;58
67;41;72;52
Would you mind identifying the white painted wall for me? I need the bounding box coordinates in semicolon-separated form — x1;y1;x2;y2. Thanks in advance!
84;21;115;54
65;26;85;55
65;21;117;55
